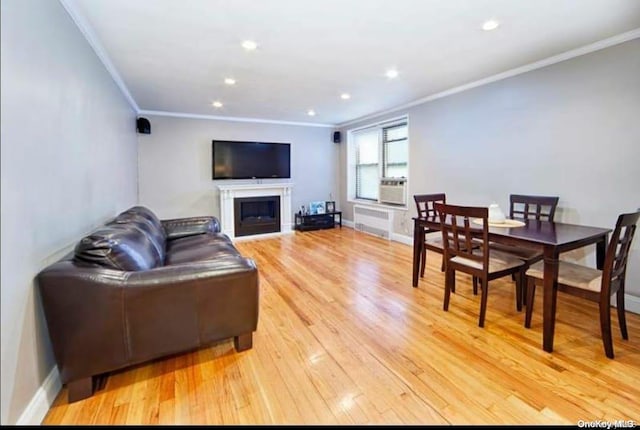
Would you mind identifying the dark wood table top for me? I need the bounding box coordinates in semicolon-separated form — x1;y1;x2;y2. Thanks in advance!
413;217;611;247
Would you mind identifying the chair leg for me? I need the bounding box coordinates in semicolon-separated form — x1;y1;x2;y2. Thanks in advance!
420;246;426;278
472;276;478;295
521;269;528;307
514;271;523;312
524;277;536;329
616;284;629;340
440;255;445;272
443;268;454;311
478;278;489;328
599;300;614;359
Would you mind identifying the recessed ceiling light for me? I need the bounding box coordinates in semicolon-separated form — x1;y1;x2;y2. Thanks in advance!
224;78;236;85
212;101;223;108
385;69;399;79
241;40;258;51
482;20;500;31
307;109;316;116
340;93;351;100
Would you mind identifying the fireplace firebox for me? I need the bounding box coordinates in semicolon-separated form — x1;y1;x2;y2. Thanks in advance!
234;196;281;237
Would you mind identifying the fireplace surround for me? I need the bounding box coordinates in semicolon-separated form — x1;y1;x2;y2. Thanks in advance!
217;183;293;240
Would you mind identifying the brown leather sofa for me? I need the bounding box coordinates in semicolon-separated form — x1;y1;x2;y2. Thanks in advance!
37;206;259;402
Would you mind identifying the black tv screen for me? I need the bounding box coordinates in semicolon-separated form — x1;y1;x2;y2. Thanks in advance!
212;140;291;179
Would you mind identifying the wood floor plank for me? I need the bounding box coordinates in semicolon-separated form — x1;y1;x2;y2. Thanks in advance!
41;228;640;425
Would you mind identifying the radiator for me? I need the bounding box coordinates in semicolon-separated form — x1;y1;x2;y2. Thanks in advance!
353;205;393;240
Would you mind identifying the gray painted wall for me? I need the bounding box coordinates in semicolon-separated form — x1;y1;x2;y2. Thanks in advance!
0;0;138;424
138;115;338;221
338;39;640;296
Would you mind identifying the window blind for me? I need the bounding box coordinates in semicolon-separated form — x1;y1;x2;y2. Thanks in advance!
353;127;379;200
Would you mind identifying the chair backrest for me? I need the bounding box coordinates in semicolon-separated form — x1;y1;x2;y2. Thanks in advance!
435;203;488;274
415;194;446;234
601;210;640;299
414;193;446;219
510;194;559;221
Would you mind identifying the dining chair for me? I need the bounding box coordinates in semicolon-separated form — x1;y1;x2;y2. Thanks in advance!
509;194;559;221
414;193;447;278
435;203;526;327
490;194;560;305
524;210;639;358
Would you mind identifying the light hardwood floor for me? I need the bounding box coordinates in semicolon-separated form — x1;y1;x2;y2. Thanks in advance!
43;227;640;425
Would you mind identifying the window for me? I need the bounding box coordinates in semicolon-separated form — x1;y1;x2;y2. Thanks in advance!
350;119;408;202
382;123;408;179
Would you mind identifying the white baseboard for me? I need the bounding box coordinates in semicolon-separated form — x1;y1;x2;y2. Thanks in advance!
344;219;414;246
16;366;61;425
391;233;413;246
612;293;640;315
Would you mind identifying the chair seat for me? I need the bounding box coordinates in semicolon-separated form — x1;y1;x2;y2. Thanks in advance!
424;236;444;250
489;242;542;261
526;261;602;292
451;249;524;273
424;236;481;251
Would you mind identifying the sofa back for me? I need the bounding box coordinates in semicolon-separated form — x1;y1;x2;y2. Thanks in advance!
73;206;168;271
108;211;166;263
74;224;162;271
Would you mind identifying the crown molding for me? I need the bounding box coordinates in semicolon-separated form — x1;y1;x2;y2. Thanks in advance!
59;0;140;113
338;28;640;128
138;110;336;128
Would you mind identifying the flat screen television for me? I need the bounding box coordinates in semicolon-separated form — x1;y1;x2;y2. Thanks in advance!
212;140;291;179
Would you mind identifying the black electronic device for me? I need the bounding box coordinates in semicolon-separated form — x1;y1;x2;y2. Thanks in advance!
212;140;291;179
333;131;341;143
136;117;151;134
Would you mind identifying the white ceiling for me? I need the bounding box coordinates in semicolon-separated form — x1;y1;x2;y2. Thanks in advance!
68;0;640;126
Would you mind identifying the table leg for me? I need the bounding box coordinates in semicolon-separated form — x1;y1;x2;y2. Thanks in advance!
412;219;422;287
542;247;559;352
596;235;607;270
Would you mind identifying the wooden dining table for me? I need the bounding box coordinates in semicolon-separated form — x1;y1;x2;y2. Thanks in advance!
412;216;611;353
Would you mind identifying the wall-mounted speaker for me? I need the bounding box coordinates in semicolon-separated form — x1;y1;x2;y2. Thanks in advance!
333;131;341;144
136;117;151;134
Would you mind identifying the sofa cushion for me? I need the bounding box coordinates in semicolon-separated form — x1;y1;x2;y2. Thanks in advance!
109;212;166;263
164;242;241;265
74;225;162;271
166;232;232;252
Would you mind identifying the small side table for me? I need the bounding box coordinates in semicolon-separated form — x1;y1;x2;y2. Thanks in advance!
294;211;342;231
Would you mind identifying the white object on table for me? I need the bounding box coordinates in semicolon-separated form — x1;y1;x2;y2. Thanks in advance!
488;203;506;223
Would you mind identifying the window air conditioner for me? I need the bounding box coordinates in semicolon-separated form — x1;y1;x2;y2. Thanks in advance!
378;178;407;205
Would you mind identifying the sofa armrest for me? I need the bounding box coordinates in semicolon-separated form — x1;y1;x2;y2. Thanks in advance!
37;262;130;383
161;216;221;240
124;257;259;360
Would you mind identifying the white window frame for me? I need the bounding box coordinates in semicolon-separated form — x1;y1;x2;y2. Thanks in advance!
347;115;409;210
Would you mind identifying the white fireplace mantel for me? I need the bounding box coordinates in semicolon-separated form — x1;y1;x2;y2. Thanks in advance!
217;182;294;240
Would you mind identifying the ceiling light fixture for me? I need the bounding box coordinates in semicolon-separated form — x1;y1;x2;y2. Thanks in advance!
224;78;236;85
307;109;316;116
212;101;223;108
340;93;351;100
241;40;258;50
482;19;500;31
385;69;399;79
